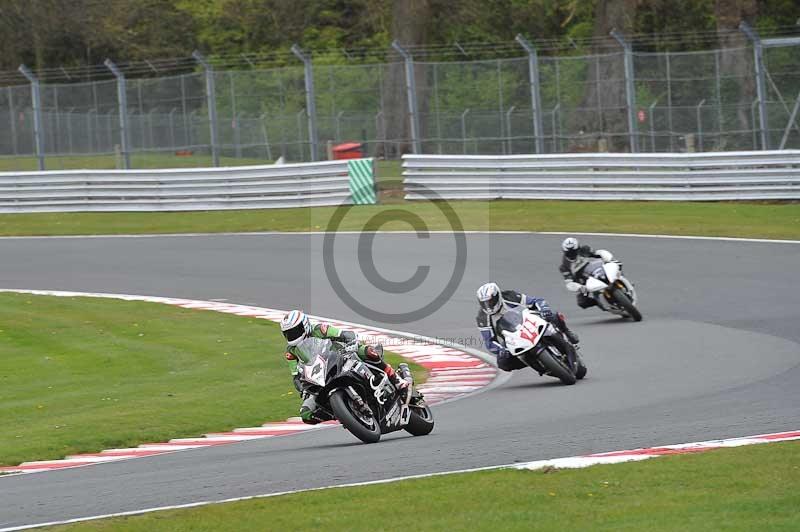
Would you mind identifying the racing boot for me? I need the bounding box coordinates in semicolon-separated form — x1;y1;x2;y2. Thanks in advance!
299;391;326;425
367;344;411;396
396;363;414;395
397;363;425;405
387;363;411;401
557;312;580;344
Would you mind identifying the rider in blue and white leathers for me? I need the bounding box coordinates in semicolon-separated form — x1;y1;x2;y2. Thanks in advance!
476;282;579;372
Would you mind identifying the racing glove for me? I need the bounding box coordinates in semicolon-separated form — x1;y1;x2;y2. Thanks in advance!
565;281;583;293
537;306;554;321
596;249;613;262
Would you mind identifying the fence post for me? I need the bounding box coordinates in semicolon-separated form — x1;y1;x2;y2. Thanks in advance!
649;100;658;152
147;108;158;151
260;113;273;161
375;111;388;158
7;87;18;155
168;108;177;149
188;110;197;148
192;51;220;167
433;63;443;154
335;110;344;142
52;86;60;154
505;105;516;154
551;104;560;153
291;45;319;161
104;59;131;169
234;112;243;159
66;107;74;153
296;108;306;160
515;35;544;154
180;74;189;145
779;90;800;150
391;41;421;154
461;109;470;154
740;22;769;150
106;110;116;155
497;60;506;154
714;50;724;147
18;65;45;170
610;30;638;152
696;99;706;152
86;108;96;153
665;52;675;151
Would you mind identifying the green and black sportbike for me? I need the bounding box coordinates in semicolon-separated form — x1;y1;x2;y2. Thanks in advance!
295;336;434;444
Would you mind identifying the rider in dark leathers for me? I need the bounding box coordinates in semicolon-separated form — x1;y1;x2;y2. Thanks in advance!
559;237;614;309
475;282;579;372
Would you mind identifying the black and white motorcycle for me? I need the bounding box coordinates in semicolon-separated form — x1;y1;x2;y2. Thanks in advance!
295;337;433;444
497;307;587;385
566;250;642;321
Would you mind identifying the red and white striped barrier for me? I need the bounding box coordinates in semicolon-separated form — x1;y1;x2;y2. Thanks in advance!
0;290;496;475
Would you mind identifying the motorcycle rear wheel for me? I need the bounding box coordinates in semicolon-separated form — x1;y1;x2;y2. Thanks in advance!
612;288;643;322
330;390;381;444
405;404;435;436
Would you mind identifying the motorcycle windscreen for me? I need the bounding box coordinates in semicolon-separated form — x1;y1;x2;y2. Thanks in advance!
585;259;607;280
496;309;523;333
295;337;333;364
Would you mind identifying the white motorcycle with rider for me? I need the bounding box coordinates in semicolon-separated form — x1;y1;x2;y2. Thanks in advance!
559;237;642;321
476;282;586;383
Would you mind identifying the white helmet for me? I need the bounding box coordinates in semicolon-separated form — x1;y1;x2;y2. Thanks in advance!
477;282;503;315
561;237;579;260
281;310;311;346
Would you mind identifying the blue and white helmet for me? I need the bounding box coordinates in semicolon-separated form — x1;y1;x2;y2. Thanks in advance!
281;310;311;346
477;282;503;315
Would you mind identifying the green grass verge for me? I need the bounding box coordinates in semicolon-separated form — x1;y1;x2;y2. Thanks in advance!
0;201;798;240
0;153;271;171
49;441;800;531
0;293;425;466
0;153;399;173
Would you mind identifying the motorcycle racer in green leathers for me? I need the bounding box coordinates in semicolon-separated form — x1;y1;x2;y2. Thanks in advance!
280;310;411;424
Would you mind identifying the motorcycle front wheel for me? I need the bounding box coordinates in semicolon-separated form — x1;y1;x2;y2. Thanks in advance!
575;356;588;380
611;288;643;322
549;333;587;380
330;390;381;444
536;342;577;385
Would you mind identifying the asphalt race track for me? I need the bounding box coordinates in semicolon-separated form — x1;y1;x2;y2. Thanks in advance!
1;232;799;528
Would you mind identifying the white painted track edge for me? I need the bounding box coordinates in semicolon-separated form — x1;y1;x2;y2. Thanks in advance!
0;230;797;244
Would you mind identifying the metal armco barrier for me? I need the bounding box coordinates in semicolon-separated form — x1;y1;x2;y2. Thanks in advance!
403;151;800;201
0;158;375;213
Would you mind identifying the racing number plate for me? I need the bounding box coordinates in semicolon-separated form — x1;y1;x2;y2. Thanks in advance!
520;319;539;343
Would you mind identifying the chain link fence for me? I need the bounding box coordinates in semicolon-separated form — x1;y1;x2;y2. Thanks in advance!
1;37;799;170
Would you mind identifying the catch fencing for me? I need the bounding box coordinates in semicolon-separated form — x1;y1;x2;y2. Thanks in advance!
402;151;800;201
0;158;376;213
1;28;799;170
